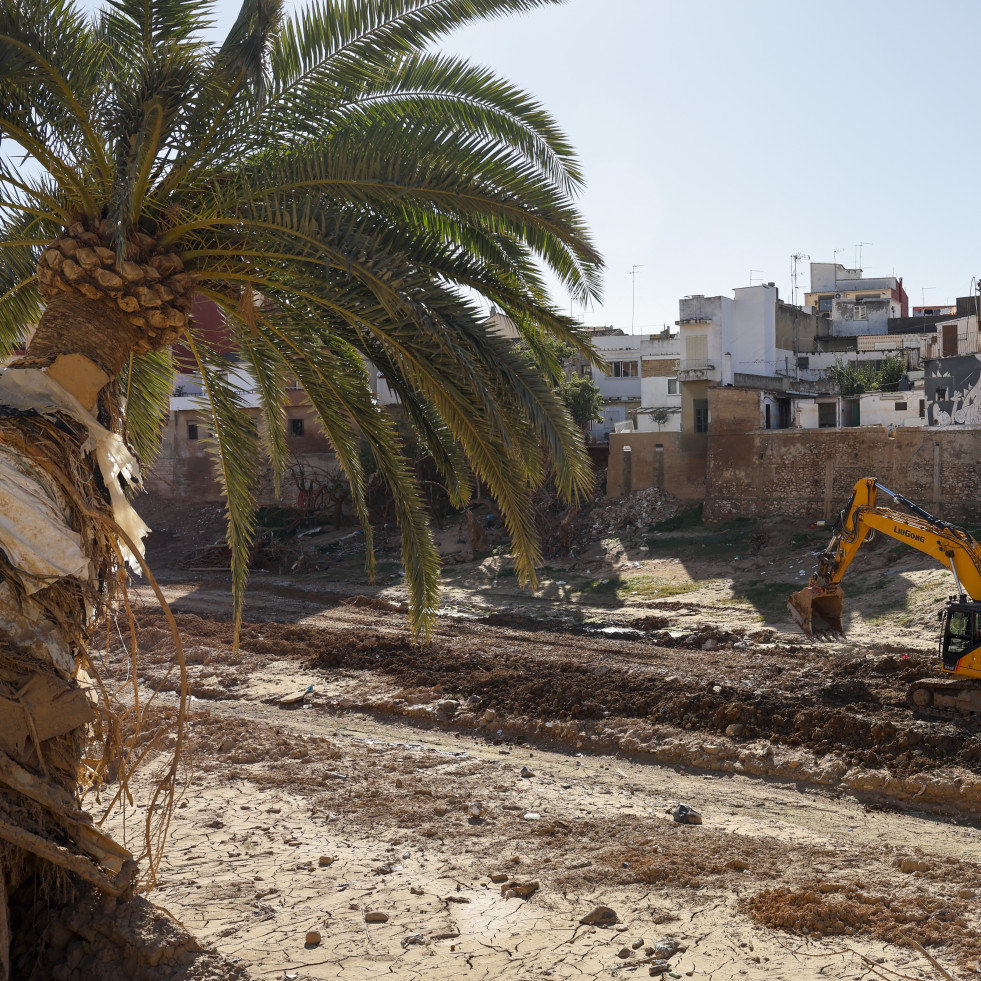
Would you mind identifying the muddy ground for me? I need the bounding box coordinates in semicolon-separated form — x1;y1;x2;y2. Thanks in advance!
93;494;981;980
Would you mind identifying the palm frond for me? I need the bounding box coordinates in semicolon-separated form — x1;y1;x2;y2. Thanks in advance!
184;334;262;645
0;206;58;355
120;347;174;468
218;0;283;106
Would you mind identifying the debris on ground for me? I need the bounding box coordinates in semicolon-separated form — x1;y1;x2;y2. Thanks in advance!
671;803;703;825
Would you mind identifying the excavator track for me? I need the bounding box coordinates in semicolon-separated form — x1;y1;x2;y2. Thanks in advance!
906;678;981;721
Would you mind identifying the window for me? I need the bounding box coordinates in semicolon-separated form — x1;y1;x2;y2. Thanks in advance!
611;360;638;378
693;399;709;433
818;402;837;428
818;297;833;313
797;356;810;368
685;335;708;360
580;365;592;377
667;378;679;395
852;304;867;320
936;388;947;401
288;418;305;437
919;399;925;418
187;423;198;441
894;402;907;412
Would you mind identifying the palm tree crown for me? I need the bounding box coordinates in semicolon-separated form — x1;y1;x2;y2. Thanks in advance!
0;0;603;633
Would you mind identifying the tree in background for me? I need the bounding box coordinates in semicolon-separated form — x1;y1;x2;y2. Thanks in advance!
0;0;601;960
829;353;908;396
559;373;604;434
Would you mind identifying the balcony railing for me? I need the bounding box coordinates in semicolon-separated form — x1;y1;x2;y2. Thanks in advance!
678;359;714;371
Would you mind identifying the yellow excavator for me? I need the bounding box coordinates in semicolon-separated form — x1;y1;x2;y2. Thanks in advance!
788;477;981;718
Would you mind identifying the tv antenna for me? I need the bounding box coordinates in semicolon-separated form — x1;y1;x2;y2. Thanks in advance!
854;242;872;270
629;264;644;331
790;252;810;306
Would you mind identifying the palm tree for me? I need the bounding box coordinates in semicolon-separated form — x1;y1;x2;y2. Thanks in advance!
0;0;601;965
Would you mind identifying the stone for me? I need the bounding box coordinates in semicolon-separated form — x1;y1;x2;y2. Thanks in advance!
500;879;539;899
654;939;681;958
725;723;745;738
618;947;632;958
897;857;929;874
632;939;645;949
490;873;510;883
410;886;425;895
579;905;618;927
648;962;670;976
365;911;389;923
671;803;702;825
305;929;321;945
520;766;534;778
319;855;334;866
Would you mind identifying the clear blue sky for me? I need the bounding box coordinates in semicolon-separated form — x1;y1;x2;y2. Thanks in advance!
88;0;981;334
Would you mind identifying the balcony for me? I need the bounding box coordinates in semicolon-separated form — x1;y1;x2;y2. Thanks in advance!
676;359;716;381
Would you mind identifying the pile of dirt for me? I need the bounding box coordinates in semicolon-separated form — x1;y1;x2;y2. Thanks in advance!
743;879;979;968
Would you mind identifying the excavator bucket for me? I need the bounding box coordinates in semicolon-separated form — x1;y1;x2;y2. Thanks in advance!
787;584;845;640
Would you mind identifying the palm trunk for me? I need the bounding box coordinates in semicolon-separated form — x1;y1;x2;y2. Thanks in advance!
0;227;192;976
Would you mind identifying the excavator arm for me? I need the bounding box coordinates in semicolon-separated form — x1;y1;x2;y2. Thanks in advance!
788;477;981;638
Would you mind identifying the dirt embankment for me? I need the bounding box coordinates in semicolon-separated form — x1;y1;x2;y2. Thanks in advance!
122;603;981;822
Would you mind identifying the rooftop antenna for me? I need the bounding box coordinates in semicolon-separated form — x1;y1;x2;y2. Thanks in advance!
629;264;644;332
833;248;845;288
790;252;810;307
921;286;935;311
749;269;764;286
854;241;872;270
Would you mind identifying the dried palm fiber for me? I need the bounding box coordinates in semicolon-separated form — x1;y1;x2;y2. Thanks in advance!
32;217;196;361
0;363;188;923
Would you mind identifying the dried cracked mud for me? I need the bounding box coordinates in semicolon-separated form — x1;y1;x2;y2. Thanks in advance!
88;503;981;979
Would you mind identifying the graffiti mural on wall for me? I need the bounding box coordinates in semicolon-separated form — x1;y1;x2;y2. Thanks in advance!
926;354;981;427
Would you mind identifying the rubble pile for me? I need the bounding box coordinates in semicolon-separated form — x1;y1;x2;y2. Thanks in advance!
574;487;684;539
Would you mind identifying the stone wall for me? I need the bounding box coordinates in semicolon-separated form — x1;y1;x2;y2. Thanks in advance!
704;425;981;524
144;402;336;505
607;384;981;527
608;431;707;502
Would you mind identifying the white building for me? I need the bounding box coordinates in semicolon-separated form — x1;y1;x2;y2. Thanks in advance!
804;262;909;336
580;329;643;441
636;332;682;433
674;284;798;433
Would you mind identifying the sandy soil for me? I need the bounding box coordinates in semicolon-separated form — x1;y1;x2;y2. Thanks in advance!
95;498;981;980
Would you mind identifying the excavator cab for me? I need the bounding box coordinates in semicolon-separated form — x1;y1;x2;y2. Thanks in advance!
939;603;981;673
